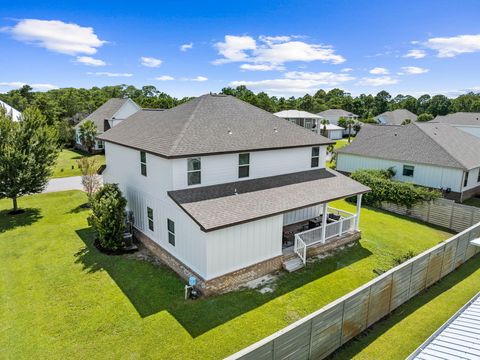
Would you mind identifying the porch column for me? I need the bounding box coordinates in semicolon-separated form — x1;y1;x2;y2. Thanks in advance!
321;202;328;243
354;194;363;230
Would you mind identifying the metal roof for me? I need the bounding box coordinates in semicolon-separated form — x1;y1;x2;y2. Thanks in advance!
408;291;480;360
274;110;323;119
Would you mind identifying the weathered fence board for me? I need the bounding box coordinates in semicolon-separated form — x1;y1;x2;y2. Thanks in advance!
227;222;480;360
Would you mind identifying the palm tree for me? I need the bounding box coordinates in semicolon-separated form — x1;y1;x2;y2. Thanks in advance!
79;120;97;154
319;119;330;137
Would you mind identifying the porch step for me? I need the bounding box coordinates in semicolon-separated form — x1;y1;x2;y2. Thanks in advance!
283;257;305;272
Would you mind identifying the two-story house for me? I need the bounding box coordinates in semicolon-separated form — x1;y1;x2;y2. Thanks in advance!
75;98;141;152
98;94;369;294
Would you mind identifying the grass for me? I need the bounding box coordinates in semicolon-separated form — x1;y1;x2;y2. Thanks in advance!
464;196;480;208
52;149;105;178
334;138;350;149
330;253;480;359
1;191;453;359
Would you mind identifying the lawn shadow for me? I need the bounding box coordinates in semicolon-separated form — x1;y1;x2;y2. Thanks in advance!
74;227;371;338
327;253;480;359
68;204;90;214
0;208;42;233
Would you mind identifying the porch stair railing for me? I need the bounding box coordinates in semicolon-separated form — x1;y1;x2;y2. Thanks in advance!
293;235;307;265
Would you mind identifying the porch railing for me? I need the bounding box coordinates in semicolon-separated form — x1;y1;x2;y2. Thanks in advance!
294;235;307;265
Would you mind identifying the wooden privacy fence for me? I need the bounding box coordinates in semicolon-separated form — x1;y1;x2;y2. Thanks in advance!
227;222;480;360
380;198;480;233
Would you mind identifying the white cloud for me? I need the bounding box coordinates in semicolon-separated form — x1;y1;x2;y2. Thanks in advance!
425;34;480;57
180;43;193;51
140;56;162;68
230;71;354;95
5;19;106;55
155;75;175;81
0;81;58;90
369;67;389;75
87;72;133;77
188;76;208;82
240;63;284;71
403;49;426;59
357;76;399;86
400;66;429;75
75;56;106;66
214;34;345;66
341;68;353;72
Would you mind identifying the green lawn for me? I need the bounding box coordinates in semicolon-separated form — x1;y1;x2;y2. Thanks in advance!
1;191;453;359
52;149;105;178
464;196;480;208
335;138;350;149
330;253;480;359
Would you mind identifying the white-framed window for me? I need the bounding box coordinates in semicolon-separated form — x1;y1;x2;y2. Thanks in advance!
403;165;414;177
311;147;320;168
140;151;147;176
464;171;469;187
167;219;175;246
97;140;104;149
187;158;201;185
238;153;250;178
477;170;480;183
147;207;154;231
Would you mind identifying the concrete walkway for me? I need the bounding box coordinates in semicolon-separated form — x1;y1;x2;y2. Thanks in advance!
44;176;84;193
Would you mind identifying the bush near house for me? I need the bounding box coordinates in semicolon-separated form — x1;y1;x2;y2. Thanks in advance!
350;169;441;208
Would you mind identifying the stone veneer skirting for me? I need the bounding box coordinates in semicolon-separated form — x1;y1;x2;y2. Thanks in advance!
134;228;361;296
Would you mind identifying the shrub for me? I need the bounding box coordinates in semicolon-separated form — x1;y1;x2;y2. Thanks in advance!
417;113;434;122
89;184;127;250
350;169;441;208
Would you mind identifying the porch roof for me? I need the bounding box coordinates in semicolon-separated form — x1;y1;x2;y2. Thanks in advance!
168;168;370;232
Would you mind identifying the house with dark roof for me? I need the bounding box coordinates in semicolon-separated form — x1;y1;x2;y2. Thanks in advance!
336;123;480;202
98;94;370;295
317;109;358;136
375;109;417;125
433;112;480;139
75;98;141;152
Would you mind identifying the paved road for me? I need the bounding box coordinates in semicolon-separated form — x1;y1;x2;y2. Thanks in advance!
44;176;84;193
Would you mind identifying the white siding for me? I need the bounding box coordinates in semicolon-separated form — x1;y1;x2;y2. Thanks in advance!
171;146;327;189
463;167;480;191
337;153;464;192
454;125;480;139
327;129;343;140
283;205;323;226
205;215;283;280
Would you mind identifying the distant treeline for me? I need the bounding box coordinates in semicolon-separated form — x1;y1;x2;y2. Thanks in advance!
1;84;480;126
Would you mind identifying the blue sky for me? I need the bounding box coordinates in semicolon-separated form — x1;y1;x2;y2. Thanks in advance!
1;0;480;98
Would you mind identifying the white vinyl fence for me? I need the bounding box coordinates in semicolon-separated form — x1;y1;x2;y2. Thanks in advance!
227;222;480;360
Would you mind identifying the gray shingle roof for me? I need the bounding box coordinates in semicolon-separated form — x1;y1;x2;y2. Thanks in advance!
434;112;480;126
168;168;370;231
76;98;131;133
98;94;334;158
375;109;418;125
337;122;480;170
317;109;358;118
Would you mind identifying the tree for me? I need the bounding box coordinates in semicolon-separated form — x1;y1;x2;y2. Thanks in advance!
77;157;102;203
401;119;412;125
56;119;75;147
319;119;329;137
79;120;97;153
0;107;59;213
417;113;434;122
89;184;127;251
338;117;356;143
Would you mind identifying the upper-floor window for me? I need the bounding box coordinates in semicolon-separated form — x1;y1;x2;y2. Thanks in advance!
464;171;469;187
477;170;480;183
140;151;147;176
167;219;175;246
403;165;414;177
187;158;201;185
311;147;320;168
147;207;154;231
238;153;250;178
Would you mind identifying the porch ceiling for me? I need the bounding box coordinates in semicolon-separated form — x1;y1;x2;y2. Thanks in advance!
168;168;370;232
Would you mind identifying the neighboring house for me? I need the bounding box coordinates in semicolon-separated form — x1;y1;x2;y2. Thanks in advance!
319;123;344;140
75;98;141;152
99;94;370;295
433;112;480;139
0;100;22;121
337;123;480;202
375;109;417;125
317;109;359;136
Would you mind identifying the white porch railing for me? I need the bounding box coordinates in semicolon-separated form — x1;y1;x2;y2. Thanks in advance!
294;235;307;265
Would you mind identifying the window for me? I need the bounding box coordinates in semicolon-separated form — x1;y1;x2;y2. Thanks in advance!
238;153;250;178
477;170;480;183
167;219;175;246
311;147;320;168
147;207;154;231
187;158;201;185
97;141;104;149
140;151;147;176
464;171;469;187
403;165;414;177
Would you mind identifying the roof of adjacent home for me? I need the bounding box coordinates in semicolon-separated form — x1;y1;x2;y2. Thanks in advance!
337;122;480;170
434;112;480;126
375;109;418;125
408;291;480;360
168;168;370;231
274;109;323;119
317;109;358;118
76;98;135;133
0;100;22;121
98;94;334;158
323;123;344;130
